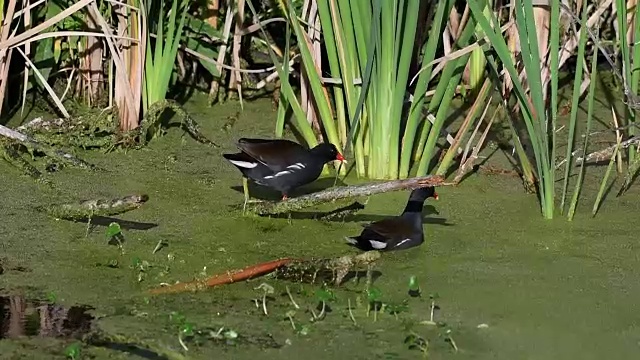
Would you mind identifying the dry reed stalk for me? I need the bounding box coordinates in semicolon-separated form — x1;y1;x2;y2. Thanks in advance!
440;78;492;166
301;0;322;136
229;0;245;105
0;0;18;118
108;1;141;130
207;0;220;28
209;1;234;102
534;5;550;100
83;10;104;105
300;0;311;123
453;102;496;183
20;0;31;115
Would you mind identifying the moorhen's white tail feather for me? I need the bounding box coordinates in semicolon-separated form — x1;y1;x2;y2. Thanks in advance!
344;236;358;245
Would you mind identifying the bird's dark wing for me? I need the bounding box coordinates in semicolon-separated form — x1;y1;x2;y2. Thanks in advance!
360;217;416;241
236;138;308;171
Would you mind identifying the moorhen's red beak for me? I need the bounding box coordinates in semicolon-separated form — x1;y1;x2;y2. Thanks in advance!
434;193;439;200
336;153;346;162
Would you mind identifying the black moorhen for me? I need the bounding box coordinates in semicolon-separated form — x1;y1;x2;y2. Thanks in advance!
345;187;438;251
223;138;345;209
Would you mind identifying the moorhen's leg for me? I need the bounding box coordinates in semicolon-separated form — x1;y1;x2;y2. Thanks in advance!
242;177;250;214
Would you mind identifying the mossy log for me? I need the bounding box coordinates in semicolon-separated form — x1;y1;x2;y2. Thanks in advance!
0;124;99;170
274;250;381;286
249;175;447;215
44;194;149;221
0;141;47;182
140;99;219;147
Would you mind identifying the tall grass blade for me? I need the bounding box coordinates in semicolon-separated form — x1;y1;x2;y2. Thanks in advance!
568;33;598;221
560;0;589;214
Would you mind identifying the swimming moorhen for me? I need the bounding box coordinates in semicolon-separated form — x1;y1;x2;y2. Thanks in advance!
345;186;438;251
223;138;345;209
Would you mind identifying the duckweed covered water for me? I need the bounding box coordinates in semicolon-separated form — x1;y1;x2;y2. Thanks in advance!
1;92;640;359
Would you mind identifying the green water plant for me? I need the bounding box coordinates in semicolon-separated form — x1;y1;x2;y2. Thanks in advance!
143;0;189;112
385;300;410;321
247;0;475;179
64;342;81;360
106;222;124;250
467;0;592;219
366;286;382;321
408;275;421;297
312;288;336;321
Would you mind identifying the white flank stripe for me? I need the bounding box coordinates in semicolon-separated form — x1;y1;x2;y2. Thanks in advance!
263;170;292;180
394;238;411;248
368;240;388;249
287;162;306;170
228;159;258;168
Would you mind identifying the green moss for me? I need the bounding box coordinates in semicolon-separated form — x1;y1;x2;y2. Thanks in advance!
1;90;640;359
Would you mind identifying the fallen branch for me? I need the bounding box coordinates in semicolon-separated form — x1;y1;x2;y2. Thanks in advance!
575;136;639;165
44;194;149;221
148;257;296;295
148;250;382;296
0;123;99;170
248;175;447;215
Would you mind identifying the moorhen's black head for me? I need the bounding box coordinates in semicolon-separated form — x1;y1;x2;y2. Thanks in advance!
409;186;439;202
310;143;345;163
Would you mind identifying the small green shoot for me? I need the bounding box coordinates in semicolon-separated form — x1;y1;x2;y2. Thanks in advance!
404;332;429;358
130;257;151;283
178;322;194;351
106;222;125;253
64;342;81;360
408;275;421;297
386;300;410;320
255;283;274;315
313;288;336;321
285;310;297;330
366;286;383;322
297;324;310;336
169;311;194;351
422;293;440;326
46;291;57;303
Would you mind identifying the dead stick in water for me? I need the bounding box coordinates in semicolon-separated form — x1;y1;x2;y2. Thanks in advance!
148;257;296;295
248;175;448;215
44;194;149;220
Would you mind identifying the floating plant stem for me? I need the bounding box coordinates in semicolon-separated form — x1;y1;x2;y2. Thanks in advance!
348;298;357;326
255;283;274;316
445;329;458;352
152;239;168;254
285;285;299;309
